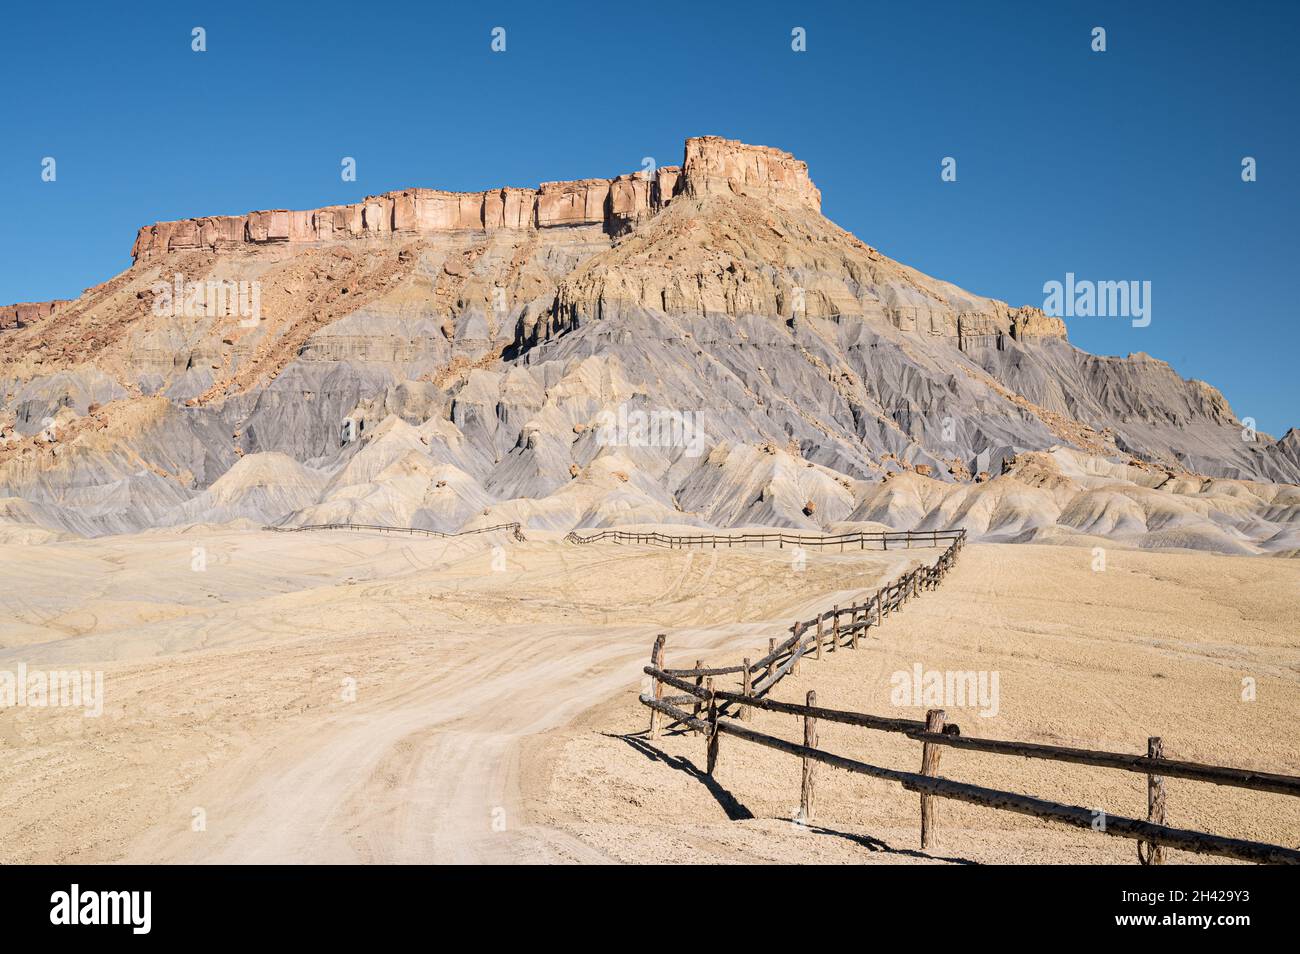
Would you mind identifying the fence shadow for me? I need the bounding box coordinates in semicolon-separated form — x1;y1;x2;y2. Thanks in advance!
801;824;978;865
613;732;754;822
608;735;977;862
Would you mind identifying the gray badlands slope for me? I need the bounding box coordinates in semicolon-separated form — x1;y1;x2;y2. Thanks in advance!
0;137;1296;552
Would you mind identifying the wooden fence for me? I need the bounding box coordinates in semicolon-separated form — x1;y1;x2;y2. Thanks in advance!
617;527;1300;865
566;527;964;552
264;521;526;541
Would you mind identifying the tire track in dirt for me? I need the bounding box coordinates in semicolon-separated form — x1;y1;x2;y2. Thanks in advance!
118;541;908;863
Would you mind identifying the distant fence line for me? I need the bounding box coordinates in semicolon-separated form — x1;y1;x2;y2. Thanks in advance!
264;521;526;541
591;526;1300;865
565;527;963;551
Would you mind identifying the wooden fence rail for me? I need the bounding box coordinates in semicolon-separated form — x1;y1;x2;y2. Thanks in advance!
265;521;526;541
648;669;1300;823
650;671;1300;798
902;729;1300;797
629;524;1300;864
639;695;1300;866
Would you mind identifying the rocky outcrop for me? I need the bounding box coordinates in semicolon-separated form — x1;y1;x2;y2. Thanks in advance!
1009;305;1067;341
130;176;683;261
607;168;679;235
956;312;1003;351
679;136;820;210
132;142;797;262
954;305;1067;353
0;299;71;331
128;136;826;262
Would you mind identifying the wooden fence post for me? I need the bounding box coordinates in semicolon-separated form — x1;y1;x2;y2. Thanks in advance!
815;614;823;660
920;708;947;849
792;623;802;674
648;634;666;739
741;658;753;722
767;638;776;682
1138;737;1167;865
691;659;705;734
876;589;883;626
850;607;860;649
705;678;719;775
800;690;818;823
830;605;839;652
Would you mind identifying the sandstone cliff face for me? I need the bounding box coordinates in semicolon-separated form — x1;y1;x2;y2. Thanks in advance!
0;299;71;330
127;136;824;261
1010;305;1067;340
953;305;1066;351
131;160;694;262
679;136;820;210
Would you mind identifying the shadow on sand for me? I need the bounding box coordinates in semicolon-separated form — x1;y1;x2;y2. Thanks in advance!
610;730;978;864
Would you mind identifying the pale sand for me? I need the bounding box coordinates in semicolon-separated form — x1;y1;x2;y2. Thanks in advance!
0;529;1295;863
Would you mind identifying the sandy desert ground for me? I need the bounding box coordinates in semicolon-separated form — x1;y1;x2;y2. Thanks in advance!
0;526;1296;864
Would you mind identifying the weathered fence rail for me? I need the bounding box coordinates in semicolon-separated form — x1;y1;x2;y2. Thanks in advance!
901;729;1300;797
627;525;1300;864
639;694;1300;866
264;521;525;541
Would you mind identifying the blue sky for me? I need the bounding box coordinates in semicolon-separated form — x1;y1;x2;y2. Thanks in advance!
2;0;1295;433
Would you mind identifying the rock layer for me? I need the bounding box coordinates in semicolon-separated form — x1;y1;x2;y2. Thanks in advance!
0;299;71;330
128;137;826;262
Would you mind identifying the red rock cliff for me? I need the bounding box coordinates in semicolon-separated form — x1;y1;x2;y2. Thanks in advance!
130;137;816;262
0;299;71;330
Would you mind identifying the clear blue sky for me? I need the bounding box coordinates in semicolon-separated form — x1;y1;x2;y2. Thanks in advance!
2;1;1296;434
